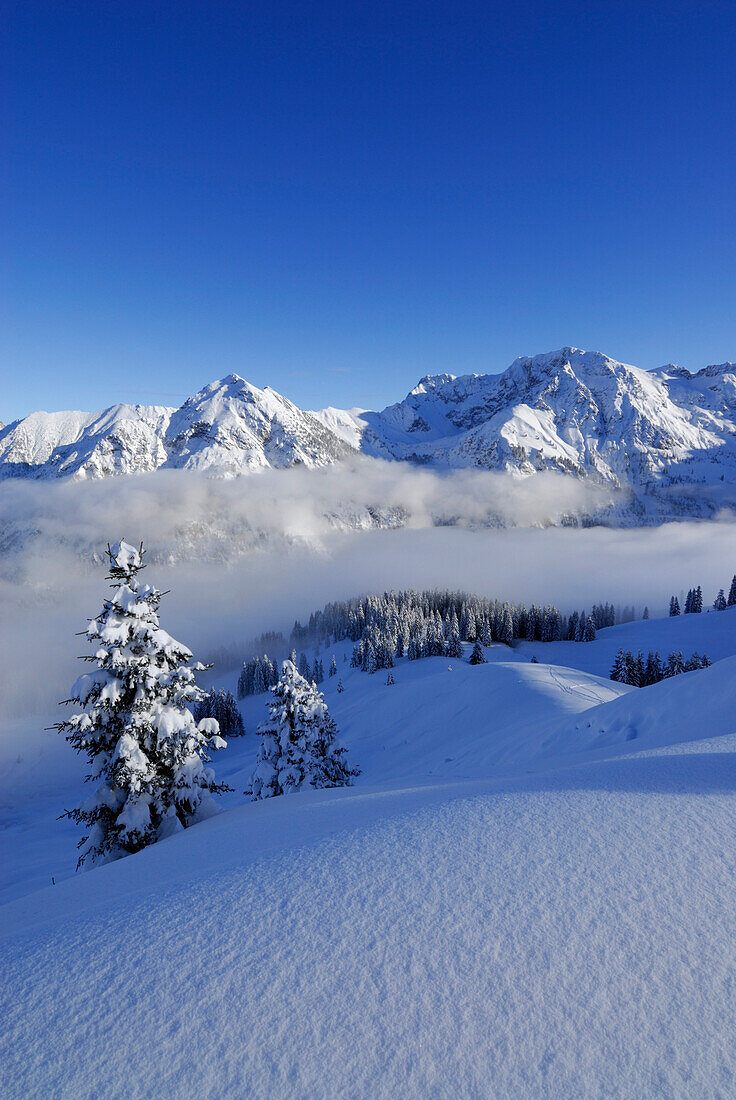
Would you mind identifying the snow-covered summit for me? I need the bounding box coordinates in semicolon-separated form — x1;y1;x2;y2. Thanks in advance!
163;373;354;475
409;372;457;395
359;347;736;520
0;403;171;479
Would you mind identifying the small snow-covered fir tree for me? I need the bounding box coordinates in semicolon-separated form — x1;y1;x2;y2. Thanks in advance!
664;651;685;677
623;651;639;686
728;576;736;607
250;660;359;799
609;648;627;682
469;640;486;665
57;540;228;869
252;659;266;695
575;612;587;642
499;605;514;646
644;651;663;686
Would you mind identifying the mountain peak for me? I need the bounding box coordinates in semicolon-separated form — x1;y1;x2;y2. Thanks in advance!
410;373;457;395
512;347;621;371
197;372;254;396
698;362;736;378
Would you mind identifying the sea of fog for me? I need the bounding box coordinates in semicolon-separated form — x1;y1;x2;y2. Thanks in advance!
1;463;736;722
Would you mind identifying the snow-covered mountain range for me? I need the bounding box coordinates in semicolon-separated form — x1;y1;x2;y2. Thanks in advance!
4;347;736;521
0;375;355;480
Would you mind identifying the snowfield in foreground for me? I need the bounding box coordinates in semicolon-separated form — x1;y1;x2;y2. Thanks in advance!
3;611;736;1097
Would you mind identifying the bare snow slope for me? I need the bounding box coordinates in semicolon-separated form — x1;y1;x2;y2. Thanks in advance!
5;347;736;520
3;726;736;1097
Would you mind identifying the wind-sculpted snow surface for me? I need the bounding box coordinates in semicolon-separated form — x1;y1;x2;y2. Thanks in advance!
3;610;736;1095
5;347;736;521
3;729;736;1097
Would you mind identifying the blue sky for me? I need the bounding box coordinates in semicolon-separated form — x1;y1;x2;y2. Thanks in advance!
2;0;736;420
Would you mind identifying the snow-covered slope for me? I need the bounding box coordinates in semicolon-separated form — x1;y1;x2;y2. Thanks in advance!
6;742;736;1098
4;604;736;1096
541;650;736;760
4;347;736;520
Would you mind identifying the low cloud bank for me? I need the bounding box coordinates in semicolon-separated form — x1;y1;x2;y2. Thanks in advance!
0;459;616;575
1;462;735;723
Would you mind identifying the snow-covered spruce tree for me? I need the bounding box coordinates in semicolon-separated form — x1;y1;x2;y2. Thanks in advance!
644;651;663;686
609;649;627;682
623;651;640;686
57;540;228;869
469;640;486;665
447;630;463;659
664;651;686;678
250;660;359;799
728;575;736;607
